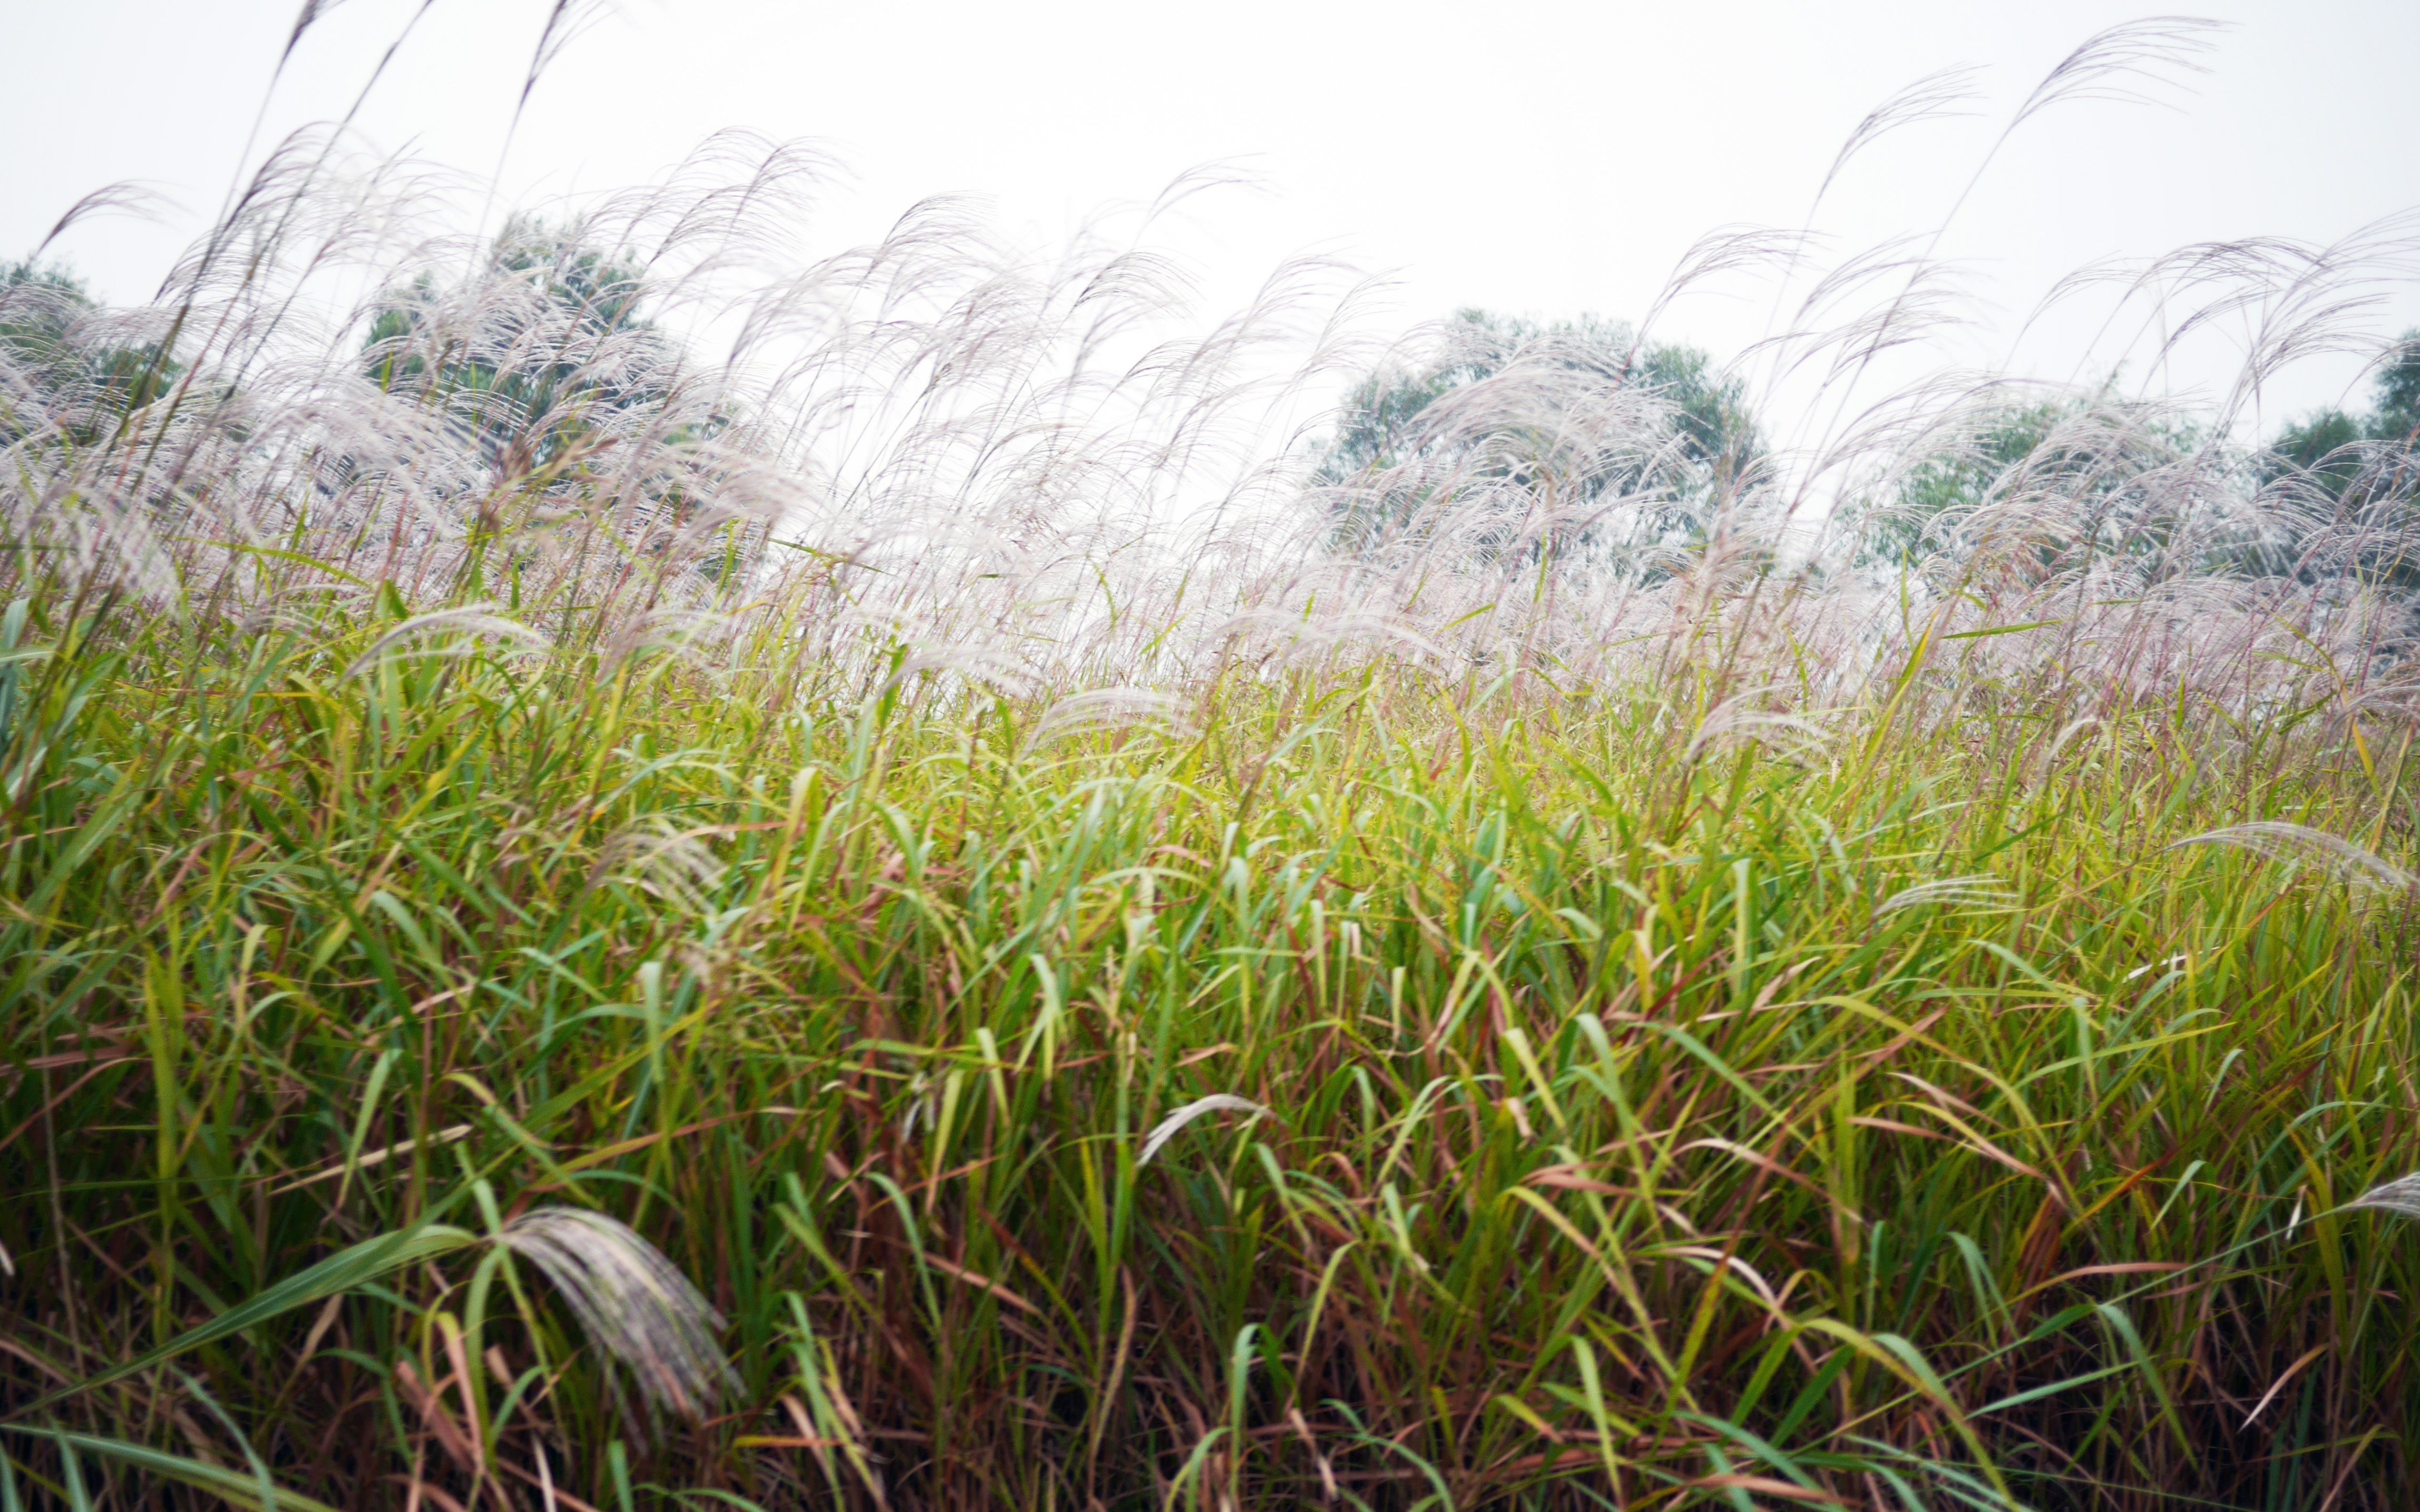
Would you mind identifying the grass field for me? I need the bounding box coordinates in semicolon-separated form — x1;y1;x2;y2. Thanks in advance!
10;15;2420;1502
6;565;2420;1509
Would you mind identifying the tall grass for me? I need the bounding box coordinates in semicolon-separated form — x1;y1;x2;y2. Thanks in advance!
8;12;2420;1508
9;585;2420;1509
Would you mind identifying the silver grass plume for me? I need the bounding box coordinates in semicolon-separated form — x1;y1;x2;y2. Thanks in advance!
1683;689;1834;764
341;603;551;681
1875;875;2020;915
1137;1094;1268;1167
498;1207;737;1435
1028;688;1195;747
2347;1174;2420;1222
2165;822;2414;891
593;821;728;912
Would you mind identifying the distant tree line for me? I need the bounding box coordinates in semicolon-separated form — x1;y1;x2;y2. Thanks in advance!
1310;311;2420;602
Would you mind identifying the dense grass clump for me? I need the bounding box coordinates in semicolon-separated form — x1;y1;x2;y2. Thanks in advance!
5;577;2420;1509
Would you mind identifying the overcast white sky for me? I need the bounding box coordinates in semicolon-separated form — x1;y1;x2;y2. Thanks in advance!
7;0;2418;436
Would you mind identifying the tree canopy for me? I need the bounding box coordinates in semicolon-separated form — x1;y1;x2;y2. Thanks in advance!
1;261;183;447
1851;397;2192;570
2268;333;2420;504
1311;310;1762;570
363;219;684;479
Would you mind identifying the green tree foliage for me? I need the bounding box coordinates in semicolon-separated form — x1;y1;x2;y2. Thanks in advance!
2268;333;2420;502
1857;401;2075;568
363;219;680;479
359;222;757;576
1313;310;1761;567
2272;408;2370;498
0;261;183;447
1852;394;2218;577
0;262;92;394
2382;338;2420;439
1852;346;2420;591
2258;336;2420;590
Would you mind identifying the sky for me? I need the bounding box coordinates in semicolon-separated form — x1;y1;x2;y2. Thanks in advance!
7;0;2418;438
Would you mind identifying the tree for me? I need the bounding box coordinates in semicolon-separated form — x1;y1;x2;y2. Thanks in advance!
359;221;760;578
2256;335;2420;590
2267;332;2420;503
363;219;683;480
0;261;183;448
1851;391;2226;582
1312;310;1762;571
1856;401;2074;569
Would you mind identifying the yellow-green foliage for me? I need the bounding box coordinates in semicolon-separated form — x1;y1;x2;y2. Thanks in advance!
5;583;2420;1510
